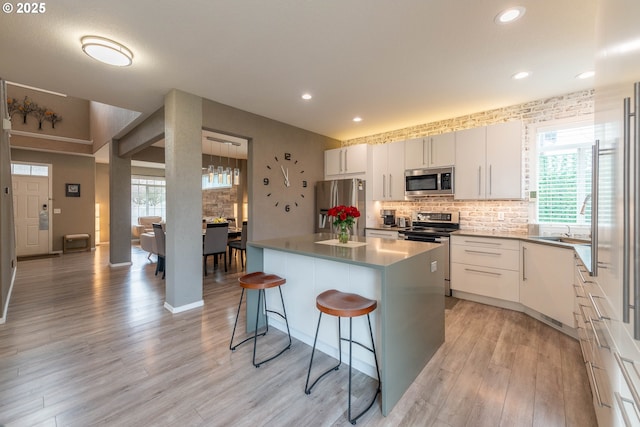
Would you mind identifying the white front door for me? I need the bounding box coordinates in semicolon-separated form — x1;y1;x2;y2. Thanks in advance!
13;175;50;256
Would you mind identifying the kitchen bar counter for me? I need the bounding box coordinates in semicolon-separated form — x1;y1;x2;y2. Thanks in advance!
246;233;446;416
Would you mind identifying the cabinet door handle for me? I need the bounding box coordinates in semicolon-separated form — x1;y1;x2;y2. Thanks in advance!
588;317;610;350
430;137;434;166
578;303;591;324
423;138;427;165
588;293;610;320
339;149;344;172
389;174;392;198
614;352;640;416
522;246;527;281
613;392;638;427
464;268;502;276
463;240;501;246
577;267;595;284
344;149;348;172
464;249;501;256
489;164;492;195
586;361;612;408
478;166;482;196
382;175;386;198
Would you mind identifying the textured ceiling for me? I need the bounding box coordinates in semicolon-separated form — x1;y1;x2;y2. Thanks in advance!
0;0;595;141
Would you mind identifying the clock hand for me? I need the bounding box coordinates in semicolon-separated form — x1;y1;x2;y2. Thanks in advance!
281;165;290;187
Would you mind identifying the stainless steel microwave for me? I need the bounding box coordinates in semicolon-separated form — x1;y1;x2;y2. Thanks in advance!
405;167;454;196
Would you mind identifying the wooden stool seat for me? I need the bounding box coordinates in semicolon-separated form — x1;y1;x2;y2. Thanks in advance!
316;289;377;318
239;272;286;290
230;272;291;367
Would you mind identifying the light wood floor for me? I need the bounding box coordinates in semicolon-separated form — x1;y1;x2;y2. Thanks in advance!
0;245;597;426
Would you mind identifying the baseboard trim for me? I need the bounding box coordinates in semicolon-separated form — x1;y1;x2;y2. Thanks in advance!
109;261;132;268
164;300;204;314
1;266;17;324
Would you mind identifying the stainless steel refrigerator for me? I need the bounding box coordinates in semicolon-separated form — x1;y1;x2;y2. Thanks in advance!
315;179;366;237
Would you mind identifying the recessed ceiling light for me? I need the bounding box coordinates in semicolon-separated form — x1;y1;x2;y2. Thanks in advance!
301;93;312;100
576;71;595;79
353;117;363;123
512;71;530;80
81;36;133;67
495;6;526;24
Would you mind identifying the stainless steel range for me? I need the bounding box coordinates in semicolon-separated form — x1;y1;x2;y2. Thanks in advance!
398;212;460;296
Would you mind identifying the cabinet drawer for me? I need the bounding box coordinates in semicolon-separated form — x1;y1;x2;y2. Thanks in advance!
451;235;520;251
451;263;519;302
451;244;519;270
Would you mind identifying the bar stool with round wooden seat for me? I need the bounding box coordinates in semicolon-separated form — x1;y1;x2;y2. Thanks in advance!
304;289;381;425
229;271;292;367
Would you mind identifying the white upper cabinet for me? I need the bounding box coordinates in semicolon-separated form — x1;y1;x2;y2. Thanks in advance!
371;141;405;201
405;132;455;170
454;121;522;200
324;144;367;179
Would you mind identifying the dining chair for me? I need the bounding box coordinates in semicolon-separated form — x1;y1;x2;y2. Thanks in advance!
152;223;166;279
228;221;248;269
204;222;228;274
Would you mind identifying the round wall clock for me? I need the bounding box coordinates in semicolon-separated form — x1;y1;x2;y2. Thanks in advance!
263;152;307;212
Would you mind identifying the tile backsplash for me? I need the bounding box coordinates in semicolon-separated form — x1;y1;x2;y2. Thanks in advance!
376;197;529;234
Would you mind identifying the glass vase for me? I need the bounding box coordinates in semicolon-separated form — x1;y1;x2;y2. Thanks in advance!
338;224;350;244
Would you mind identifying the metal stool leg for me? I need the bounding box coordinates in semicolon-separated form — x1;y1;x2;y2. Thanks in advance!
305;314;342;394
347;313;381;424
230;286;291;367
229;288;268;352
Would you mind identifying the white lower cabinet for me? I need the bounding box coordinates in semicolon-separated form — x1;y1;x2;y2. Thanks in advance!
520;242;575;326
365;229;399;240
574;255;640;426
450;235;520;302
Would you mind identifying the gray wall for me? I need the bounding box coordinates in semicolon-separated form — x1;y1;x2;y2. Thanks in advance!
201;98;340;241
11;149;96;252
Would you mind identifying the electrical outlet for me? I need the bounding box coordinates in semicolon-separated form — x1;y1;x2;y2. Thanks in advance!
498;212;505;221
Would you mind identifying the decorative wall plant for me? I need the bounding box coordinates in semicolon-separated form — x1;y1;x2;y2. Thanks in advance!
5;96;62;129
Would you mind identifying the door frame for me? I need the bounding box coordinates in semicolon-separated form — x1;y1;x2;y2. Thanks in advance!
12;161;53;255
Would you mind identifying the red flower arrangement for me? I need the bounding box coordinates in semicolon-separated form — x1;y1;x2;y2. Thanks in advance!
327;205;360;243
327;205;361;228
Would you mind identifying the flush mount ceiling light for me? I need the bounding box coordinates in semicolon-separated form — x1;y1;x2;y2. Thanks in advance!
576;71;595;79
512;71;530;80
352;117;363;123
81;36;133;67
301;93;312;100
494;6;526;24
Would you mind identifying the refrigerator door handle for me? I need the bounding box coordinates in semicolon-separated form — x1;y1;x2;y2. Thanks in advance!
623;97;631;324
633;81;640;339
591;140;599;277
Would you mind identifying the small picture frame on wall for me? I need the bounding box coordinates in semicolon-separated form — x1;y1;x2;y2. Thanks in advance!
65;183;80;197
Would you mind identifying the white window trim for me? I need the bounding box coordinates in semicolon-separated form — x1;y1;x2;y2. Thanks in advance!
529;115;594;225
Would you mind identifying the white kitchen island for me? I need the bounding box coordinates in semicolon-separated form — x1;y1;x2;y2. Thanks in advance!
245;233;445;416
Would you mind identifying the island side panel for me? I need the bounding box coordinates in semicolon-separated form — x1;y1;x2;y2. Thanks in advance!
245;244;266;332
381;245;445;415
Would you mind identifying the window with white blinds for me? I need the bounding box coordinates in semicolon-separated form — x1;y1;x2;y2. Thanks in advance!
536;121;594;225
131;176;166;224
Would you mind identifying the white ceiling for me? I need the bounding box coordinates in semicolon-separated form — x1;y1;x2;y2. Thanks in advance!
1;1;596;142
